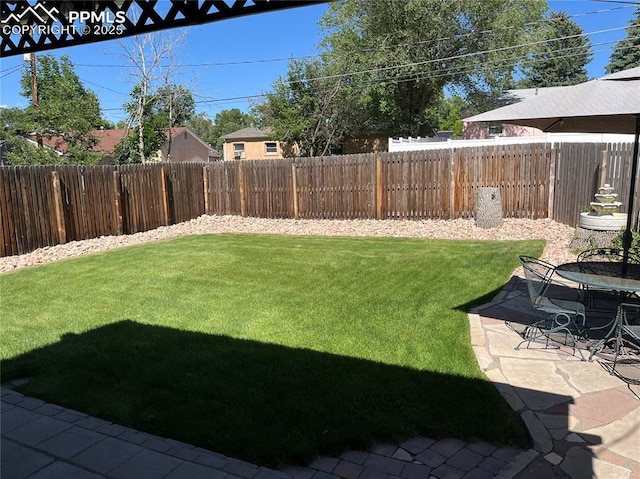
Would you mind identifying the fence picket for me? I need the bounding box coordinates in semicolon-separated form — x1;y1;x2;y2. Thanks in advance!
1;142;637;256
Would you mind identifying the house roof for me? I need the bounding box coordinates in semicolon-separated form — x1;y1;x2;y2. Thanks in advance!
90;129;128;154
26;128;221;159
221;127;274;141
496;86;566;108
27;129;128;155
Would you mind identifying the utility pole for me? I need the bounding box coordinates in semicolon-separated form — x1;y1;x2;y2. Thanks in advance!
29;52;38;108
25;52;42;146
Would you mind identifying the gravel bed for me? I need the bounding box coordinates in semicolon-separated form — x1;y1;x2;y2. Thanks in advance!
0;215;577;274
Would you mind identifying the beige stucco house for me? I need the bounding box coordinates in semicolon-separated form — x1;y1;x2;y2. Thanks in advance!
220;127;284;161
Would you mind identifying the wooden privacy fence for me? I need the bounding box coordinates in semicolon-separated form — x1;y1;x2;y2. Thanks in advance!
1;142;636;257
551;142;639;227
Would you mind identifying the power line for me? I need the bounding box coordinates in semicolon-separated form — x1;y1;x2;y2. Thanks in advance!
193;36;639;107
5;5;634;115
69;4;635;71
0;64;24;78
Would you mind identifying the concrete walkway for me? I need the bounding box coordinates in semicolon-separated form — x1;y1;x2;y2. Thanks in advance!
2;275;638;479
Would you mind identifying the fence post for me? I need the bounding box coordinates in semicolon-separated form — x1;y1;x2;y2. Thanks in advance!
160;166;170;225
375;154;383;219
112;170;124;235
599;149;609;187
51;171;67;244
449;148;456;219
291;160;299;219
203;165;210;216
239;161;247;217
547;147;557;220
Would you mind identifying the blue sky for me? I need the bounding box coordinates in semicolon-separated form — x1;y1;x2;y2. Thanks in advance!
0;0;637;124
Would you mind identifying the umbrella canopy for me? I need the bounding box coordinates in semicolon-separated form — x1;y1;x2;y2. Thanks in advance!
465;67;640;134
465;67;640;270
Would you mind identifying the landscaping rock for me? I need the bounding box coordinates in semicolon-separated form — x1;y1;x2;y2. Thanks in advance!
0;215;577;274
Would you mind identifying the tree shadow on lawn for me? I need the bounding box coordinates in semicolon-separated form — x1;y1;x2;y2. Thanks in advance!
3;319;530;467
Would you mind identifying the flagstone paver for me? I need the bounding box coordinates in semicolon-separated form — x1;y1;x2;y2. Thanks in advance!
570;388;638;425
556;360;624;393
499;357;578;410
585;406;640;463
470;277;640;479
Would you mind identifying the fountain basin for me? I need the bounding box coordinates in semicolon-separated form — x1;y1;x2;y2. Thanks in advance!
579;212;627;231
594;194;619;204
590;202;623;214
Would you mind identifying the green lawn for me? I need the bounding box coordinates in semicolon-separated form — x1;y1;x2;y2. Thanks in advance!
0;233;544;466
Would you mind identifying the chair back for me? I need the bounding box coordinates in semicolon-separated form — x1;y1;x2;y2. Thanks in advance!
518;256;555;307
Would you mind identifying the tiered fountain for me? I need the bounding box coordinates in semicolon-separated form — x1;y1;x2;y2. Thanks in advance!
578;184;627;231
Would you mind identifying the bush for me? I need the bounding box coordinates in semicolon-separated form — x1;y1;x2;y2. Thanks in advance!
611;229;640;249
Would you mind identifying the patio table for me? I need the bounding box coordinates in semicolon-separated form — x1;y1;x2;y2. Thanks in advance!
555;261;640;361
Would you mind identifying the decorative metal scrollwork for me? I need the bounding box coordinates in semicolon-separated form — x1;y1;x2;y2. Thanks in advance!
1;1;328;57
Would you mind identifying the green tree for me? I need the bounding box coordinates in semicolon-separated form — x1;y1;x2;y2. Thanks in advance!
186;112;216;145
254;58;352;157
152;84;195;128
186;109;256;153
19;54;106;164
317;0;547;137
152;84;195;159
0;107;60;165
115;83;196;163
605;5;640;74
424;94;466;138
114;84;164;163
518;11;592;87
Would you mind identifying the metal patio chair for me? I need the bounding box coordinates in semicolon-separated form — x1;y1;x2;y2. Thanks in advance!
513;256;588;361
577;247;640;308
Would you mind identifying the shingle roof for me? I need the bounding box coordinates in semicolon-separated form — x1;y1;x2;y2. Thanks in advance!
90;129;128;153
221;127;274;141
497;86;565;107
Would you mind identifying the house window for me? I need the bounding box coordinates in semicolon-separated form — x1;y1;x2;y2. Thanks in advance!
488;124;504;136
233;143;245;159
265;142;278;154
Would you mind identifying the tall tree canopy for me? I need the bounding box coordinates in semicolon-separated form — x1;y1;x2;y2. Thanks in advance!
605;5;640;74
317;0;548;137
0;107;60;165
256;0;547;154
253;58;352;157
152;84;196;129
18;54;106;164
518;11;592;87
114;83;195;163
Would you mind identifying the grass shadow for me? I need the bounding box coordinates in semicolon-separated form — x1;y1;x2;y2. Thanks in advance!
3;319;529;467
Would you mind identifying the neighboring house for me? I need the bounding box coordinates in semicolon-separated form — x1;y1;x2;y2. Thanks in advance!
220;127;390;159
220;127;283;161
158;127;221;162
23;128;219;163
91;129;128;162
462;87;565;139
